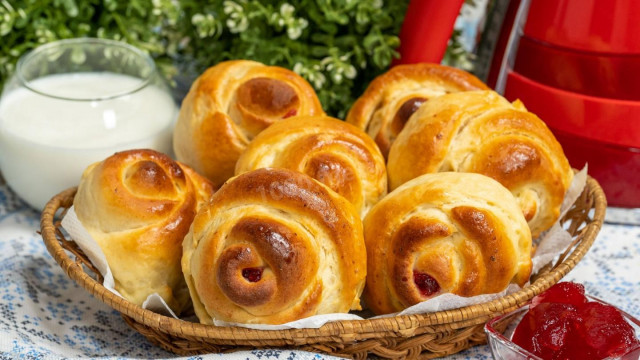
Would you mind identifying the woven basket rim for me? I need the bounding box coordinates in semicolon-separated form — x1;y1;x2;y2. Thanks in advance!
39;176;606;343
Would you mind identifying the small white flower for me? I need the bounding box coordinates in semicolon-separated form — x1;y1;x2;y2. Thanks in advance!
192;13;220;38
269;2;308;40
344;65;357;79
223;1;242;15
223;1;248;33
280;3;295;17
192;13;204;23
286;19;307;40
312;73;326;89
293;62;327;89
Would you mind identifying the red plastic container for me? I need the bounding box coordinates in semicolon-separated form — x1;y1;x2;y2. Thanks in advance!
553;130;640;209
504;71;640;207
504;72;640;149
513;36;640;101
523;0;640;54
496;0;640;207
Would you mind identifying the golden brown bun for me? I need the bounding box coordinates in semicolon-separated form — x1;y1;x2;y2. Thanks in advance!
346;63;488;158
363;172;532;315
173;60;324;188
182;168;366;325
235;116;387;218
73;149;214;314
387;90;573;238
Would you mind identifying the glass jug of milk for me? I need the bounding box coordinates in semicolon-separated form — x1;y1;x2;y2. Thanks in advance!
0;38;178;210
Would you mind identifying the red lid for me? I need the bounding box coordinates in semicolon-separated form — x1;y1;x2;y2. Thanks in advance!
524;0;640;54
504;71;640;149
513;35;640;100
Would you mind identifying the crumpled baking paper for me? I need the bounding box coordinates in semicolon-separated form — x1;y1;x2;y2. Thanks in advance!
61;166;587;330
61;210;178;318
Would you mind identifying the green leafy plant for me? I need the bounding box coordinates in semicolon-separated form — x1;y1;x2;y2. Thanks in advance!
0;0;410;118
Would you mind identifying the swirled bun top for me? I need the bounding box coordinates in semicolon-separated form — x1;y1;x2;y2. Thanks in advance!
387;90;573;238
73;149;214;314
363;172;532;315
182;168;366;324
346;63;488;158
235;115;387;218
173;60;324;188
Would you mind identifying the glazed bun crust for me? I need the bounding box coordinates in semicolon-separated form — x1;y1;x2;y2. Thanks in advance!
346;63;488;157
182;168;366;325
73;149;214;314
363;172;532;315
173;60;324;188
387;90;573;238
235;116;387;217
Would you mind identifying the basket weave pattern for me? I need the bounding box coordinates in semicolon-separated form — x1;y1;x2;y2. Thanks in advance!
40;176;606;359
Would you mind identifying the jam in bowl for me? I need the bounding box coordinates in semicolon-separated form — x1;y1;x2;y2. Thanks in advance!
485;282;640;360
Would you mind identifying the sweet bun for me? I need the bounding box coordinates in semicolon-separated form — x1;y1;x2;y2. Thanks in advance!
363;172;532;315
235;115;387;218
173;60;324;188
346;63;488;158
73;149;215;314
387;90;573;238
182;168;366;325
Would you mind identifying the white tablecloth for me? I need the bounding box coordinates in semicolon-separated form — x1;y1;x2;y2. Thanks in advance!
0;184;638;359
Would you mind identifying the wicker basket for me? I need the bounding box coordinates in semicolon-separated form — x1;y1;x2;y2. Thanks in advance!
40;176;606;359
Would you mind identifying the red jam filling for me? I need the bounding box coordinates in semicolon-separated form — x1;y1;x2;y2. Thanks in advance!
242;267;263;282
282;108;297;119
413;271;440;297
512;282;640;360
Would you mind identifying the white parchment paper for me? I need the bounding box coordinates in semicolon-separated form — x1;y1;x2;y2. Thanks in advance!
61;166;587;329
61;209;178;318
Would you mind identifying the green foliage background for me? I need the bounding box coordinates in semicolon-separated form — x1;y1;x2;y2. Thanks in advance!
0;0;411;118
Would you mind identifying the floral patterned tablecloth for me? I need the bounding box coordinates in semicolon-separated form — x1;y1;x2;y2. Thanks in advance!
0;184;638;360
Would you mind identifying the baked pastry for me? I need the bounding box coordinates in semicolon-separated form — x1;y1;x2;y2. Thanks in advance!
387;90;573;238
346;63;488;157
363;172;532;315
173;60;324;188
235;115;387;218
73;149;215;314
182;168;366;325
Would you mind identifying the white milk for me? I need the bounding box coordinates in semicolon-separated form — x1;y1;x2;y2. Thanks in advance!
0;72;178;210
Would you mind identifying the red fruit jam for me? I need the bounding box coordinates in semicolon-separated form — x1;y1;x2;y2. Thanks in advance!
242;267;263;282
531;281;588;307
413;271;440;297
578;302;639;359
282;108;297;119
512;282;640;360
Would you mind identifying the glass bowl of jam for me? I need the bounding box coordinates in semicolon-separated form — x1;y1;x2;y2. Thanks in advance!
485;282;640;360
